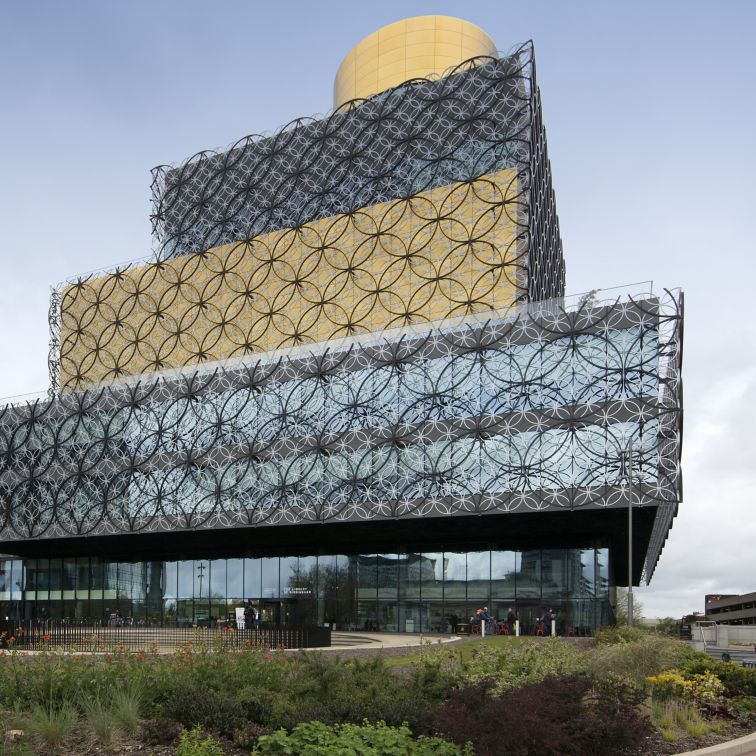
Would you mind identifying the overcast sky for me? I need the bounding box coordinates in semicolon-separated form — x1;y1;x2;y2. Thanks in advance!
1;1;754;618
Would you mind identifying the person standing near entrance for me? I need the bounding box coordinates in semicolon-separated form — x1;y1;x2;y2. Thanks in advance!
243;601;254;631
507;607;518;635
449;613;458;634
542;608;553;636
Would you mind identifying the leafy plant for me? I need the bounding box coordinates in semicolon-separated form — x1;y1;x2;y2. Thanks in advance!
176;725;225;756
141;717;183;745
253;720;470;755
162;685;248;737
680;654;756;697
423;675;649;756
233;722;274;749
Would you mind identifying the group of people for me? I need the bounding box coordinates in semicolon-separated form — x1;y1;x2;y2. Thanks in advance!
448;607;560;636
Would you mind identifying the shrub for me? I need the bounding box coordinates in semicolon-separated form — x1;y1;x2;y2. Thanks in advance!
595;626;650;645
646;671;689;701
423;675;649;756
233;722;274;749
162;685;248;737
463;638;585;694
176;725;225;756
141;717;183;746
584;635;688;686
253;720;470;755
680;655;756;697
269;654;431;730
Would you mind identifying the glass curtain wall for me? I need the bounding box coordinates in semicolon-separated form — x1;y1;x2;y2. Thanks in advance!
4;548;609;633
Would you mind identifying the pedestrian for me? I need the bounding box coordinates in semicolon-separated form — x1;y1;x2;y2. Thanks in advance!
542;608;553;635
507;606;517;634
243;601;254;631
449;613;458;633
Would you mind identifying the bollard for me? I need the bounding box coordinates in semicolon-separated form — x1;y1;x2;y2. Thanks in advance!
551;619;556;637
515;619;520;637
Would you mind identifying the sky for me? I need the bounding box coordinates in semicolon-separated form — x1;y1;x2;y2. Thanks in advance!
0;0;754;619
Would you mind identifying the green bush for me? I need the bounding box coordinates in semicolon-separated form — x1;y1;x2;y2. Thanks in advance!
253;720;470;755
680;655;756;697
176;725;224;756
584;635;689;686
269;654;432;730
595;625;650;645
463;638;585;694
162;685;248;737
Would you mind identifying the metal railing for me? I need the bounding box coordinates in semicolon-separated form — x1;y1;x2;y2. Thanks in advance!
0;620;331;651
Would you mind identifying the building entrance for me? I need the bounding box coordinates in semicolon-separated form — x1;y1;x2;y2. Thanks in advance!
248;598;300;627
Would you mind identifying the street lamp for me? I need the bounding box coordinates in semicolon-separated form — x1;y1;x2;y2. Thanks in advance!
197;562;206;602
620;442;634;628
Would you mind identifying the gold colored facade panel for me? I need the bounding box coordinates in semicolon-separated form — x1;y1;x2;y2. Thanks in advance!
59;169;524;391
334;16;497;107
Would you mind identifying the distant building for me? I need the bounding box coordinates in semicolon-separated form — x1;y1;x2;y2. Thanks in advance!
706;592;756;625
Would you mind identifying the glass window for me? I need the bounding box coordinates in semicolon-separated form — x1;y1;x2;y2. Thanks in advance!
0;560;8;600
280;557;298;598
491;551;516;599
177;561;194;598
261;558;278;598
244;558;261;599
516;551;541;598
376;554;397;604
356;555;378;602
579;549;596;598
227;559;243;598
421;553;444;601
542;549;566;599
399;553;421;599
444;552;466;599
596;549;609;597
62;558;77;592
195;561;210;602
10;560;23;600
163;562;178;599
466;551;490;601
209;560;226;601
295;556;317;600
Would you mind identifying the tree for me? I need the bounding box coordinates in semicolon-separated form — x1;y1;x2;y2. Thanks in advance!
614;587;644;625
653;617;680;637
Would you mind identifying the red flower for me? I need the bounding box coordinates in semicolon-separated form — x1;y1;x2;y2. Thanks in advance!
43;634;50;642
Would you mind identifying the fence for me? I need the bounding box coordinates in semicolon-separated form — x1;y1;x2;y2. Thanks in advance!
0;620;331;651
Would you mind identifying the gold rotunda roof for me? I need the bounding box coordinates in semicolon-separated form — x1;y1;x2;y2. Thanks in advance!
334;15;497;107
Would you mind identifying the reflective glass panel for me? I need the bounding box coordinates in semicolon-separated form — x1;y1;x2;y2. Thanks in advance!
491;551;516;599
516;551;541;598
444;552;466;599
261;558;278;598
